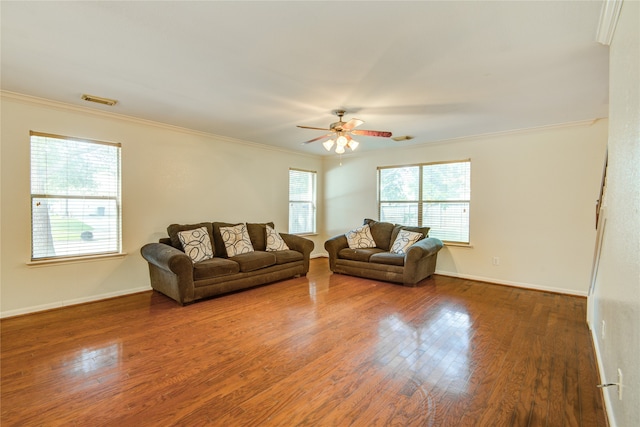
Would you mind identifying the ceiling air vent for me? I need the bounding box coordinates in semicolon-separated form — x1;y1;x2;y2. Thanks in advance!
392;135;414;142
81;94;118;106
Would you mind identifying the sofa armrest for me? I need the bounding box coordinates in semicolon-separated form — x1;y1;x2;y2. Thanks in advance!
141;243;192;275
405;237;443;262
324;234;349;271
403;237;444;285
140;243;195;304
280;233;315;273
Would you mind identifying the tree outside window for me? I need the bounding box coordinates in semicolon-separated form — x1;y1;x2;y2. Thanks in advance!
30;132;121;260
378;160;470;243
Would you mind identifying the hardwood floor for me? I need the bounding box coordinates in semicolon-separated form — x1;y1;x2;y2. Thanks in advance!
1;258;607;426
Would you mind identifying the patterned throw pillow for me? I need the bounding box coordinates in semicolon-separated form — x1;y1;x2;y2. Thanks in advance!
390;229;423;255
265;225;289;251
345;224;377;249
220;223;254;257
177;226;214;263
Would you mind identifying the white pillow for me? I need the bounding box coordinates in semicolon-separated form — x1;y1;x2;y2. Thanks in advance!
220;223;254;257
345;224;376;249
177;226;214;263
390;229;423;255
266;225;289;251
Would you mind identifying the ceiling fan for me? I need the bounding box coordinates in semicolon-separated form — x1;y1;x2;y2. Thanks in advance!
297;110;392;153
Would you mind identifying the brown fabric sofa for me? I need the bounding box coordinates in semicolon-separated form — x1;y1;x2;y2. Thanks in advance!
324;219;443;286
141;222;314;305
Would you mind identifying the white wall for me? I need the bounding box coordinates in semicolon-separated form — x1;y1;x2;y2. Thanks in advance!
590;1;640;426
323;120;608;295
0;93;324;317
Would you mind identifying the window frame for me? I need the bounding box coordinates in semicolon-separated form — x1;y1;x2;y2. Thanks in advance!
288;168;317;235
377;159;471;244
30;131;122;262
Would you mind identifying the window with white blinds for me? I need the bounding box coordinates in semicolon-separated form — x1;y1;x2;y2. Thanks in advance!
289;168;316;234
378;160;471;243
30;132;122;260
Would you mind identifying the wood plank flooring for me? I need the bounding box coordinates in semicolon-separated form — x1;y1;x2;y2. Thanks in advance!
1;258;607;426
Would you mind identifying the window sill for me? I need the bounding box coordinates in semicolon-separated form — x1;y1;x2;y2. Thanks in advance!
291;233;318;237
27;252;128;267
443;242;473;248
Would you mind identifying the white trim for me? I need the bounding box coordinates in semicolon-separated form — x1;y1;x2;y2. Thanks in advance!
596;0;623;46
591;328;616;427
27;252;128;267
1;91;321;160
3;91;604;157
315;258;586;296
444;242;474;248
434;270;588;297
0;286;151;319
363;118;606;155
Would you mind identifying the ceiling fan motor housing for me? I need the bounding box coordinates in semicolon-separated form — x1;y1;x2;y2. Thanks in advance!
330;110;346;131
330;122;345;131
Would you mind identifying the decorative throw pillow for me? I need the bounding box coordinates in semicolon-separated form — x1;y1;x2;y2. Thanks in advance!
167;222;214;253
177;226;214;263
345;224;377;249
220;223;254;257
390;229;423;255
265;225;289;251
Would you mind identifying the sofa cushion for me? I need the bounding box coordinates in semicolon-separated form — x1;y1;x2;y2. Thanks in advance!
220;223;254;257
193;257;240;280
246;222;275;251
167;222;214;254
338;247;385;262
391;229;423;255
345;224;376;249
370;252;405;266
177;226;214;263
266;225;289;251
230;251;276;272
273;249;304;265
363;219;395;250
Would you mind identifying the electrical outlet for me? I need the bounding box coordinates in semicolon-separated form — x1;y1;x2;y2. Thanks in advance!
618;369;623;400
601;320;606;339
492;256;500;266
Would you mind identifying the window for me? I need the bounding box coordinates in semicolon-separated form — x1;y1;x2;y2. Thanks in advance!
289;168;316;234
378;160;471;243
30;132;122;260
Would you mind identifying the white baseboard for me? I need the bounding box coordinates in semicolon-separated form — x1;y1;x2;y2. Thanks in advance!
434;270;588;297
590;327;615;426
0;286;152;319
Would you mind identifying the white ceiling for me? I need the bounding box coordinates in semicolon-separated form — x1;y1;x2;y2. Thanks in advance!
1;1;609;156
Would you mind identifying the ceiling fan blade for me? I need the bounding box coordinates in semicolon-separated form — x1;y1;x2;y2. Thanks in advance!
302;133;332;144
297;125;331;131
351;129;393;138
342;118;364;131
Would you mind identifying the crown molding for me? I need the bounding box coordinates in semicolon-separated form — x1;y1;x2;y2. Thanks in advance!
353;117;607;157
1;90;321;160
596;0;623;45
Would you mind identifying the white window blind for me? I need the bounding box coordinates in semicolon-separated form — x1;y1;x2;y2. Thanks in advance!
30;132;122;260
289;168;316;234
378;160;471;243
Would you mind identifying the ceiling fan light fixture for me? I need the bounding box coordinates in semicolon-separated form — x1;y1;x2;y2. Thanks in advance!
322;139;335;151
336;135;348;147
335;145;346;154
348;139;359;150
